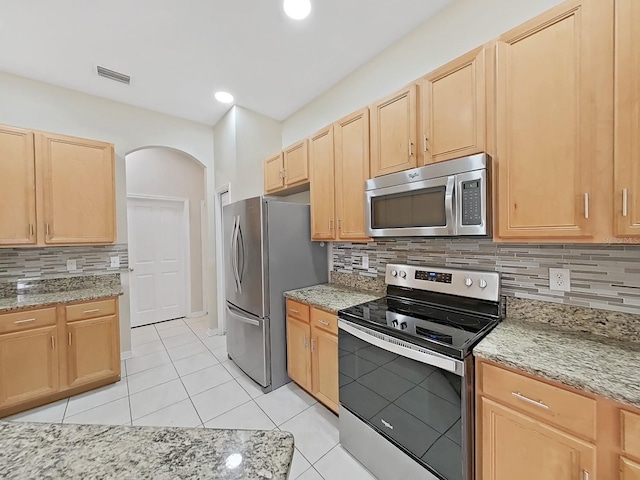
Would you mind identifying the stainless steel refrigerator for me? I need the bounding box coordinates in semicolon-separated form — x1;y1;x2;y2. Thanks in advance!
223;196;328;392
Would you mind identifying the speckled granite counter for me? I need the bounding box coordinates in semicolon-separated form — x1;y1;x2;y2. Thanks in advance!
474;298;640;409
284;283;384;314
0;422;294;480
0;274;122;313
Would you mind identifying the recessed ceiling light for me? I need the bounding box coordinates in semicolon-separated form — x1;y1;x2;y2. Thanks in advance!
283;0;311;20
214;91;234;104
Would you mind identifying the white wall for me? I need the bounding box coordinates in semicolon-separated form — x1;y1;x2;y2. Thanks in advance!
0;71;217;353
214;105;282;202
126;147;207;314
282;0;565;145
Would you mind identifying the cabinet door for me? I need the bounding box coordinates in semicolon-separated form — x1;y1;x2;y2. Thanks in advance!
311;326;338;413
309;126;336;240
420;47;486;165
38;133;115;244
67;315;120;388
0;326;59;408
495;0;607;239
370;85;417;177
335;108;371;242
481;397;595;480
622;457;640;480
615;0;640;237
286;316;311;391
0;125;36;245
264;153;284;193
283;140;309;187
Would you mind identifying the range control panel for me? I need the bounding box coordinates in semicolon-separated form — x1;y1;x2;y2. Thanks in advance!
461;179;482;226
385;263;500;302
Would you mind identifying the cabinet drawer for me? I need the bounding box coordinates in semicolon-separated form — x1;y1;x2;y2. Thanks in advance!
311;307;337;335
480;362;596;439
66;298;116;322
286;299;309;323
622;410;640;459
0;308;56;335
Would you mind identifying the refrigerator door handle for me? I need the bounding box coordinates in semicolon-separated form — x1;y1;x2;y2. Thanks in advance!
235;215;243;293
226;305;259;326
231;216;240;293
237;219;245;285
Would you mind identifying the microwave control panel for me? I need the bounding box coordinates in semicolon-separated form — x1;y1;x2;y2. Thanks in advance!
461;180;482;225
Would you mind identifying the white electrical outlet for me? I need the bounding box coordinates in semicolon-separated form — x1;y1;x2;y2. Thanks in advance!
67;259;77;272
549;268;571;292
110;256;120;268
362;254;369;270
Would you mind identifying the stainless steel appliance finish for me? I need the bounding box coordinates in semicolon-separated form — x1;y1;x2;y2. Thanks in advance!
338;264;501;480
365;153;491;238
223;197;328;392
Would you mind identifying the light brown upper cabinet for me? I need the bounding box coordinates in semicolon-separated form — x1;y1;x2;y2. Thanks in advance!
264;140;310;195
495;0;611;240
309;126;336;240
264;152;285;194
334;108;371;241
419;46;487;165
0;125;37;245
370;85;417;177
38;132;115;245
309;109;371;242
614;0;640;237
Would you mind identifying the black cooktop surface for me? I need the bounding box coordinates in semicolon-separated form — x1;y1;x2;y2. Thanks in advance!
338;292;500;359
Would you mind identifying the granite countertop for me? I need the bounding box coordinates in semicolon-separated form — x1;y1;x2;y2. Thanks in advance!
0;285;123;313
474;319;640;409
284;283;384;314
0;422;294;480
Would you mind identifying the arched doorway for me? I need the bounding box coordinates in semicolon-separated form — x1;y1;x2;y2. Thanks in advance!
124;147;208;328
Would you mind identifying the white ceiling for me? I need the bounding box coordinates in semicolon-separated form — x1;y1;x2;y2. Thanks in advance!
0;0;453;126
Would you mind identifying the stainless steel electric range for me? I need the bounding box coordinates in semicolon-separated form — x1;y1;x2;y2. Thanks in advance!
337;264;501;480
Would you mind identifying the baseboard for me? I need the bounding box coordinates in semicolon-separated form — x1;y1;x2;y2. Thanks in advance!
121;350;133;360
207;328;220;337
189;311;206;318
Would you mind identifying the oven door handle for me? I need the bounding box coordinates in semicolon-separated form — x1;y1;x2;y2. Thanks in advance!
338;320;462;376
444;175;456;235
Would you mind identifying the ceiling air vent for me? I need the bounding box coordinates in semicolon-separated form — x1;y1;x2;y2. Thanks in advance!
96;65;130;85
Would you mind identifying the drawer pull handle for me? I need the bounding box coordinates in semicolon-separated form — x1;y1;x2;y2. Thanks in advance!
311;338;316;352
14;318;36;325
318;320;330;326
512;391;549;410
83;309;101;314
290;309;299;314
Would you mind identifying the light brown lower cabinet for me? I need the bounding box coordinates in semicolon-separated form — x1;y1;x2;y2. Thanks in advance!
477;358;640;480
286;299;338;413
0;297;120;417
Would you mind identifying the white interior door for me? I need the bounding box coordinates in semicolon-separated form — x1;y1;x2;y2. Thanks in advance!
128;198;188;327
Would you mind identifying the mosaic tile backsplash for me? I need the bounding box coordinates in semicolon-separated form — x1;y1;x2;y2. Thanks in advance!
0;244;129;282
332;239;640;315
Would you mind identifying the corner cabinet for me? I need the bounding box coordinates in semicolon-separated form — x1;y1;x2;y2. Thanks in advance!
419;46;487;165
285;299;338;414
0;298;120;418
495;0;611;240
0;124;116;247
614;0;640;237
38;132;116;244
0;125;37;245
370;85;418;177
309;109;371;242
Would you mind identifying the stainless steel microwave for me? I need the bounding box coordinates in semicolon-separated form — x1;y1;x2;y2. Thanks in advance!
365;153;491;237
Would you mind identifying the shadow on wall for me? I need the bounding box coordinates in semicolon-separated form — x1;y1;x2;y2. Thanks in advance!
124;146;209;327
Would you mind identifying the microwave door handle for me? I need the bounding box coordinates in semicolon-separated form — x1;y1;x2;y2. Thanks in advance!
445;176;456;235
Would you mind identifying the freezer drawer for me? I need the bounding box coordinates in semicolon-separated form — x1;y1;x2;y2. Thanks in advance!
226;302;270;388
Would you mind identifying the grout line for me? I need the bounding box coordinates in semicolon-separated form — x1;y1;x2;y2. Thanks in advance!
60;398;70;424
125;368;133;426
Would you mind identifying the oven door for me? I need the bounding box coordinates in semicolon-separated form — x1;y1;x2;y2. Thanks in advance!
338;319;473;480
365;175;455;237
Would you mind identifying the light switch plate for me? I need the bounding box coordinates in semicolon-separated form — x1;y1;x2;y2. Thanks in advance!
110;256;120;268
362;254;369;270
549;268;570;292
67;259;76;272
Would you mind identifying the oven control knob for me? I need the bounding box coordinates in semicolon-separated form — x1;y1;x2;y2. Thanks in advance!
479;279;488;289
400;322;408;330
400;271;407;279
464;277;473;287
391;270;398;277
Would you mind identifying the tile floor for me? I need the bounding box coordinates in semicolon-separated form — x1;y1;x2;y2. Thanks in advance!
6;316;377;480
